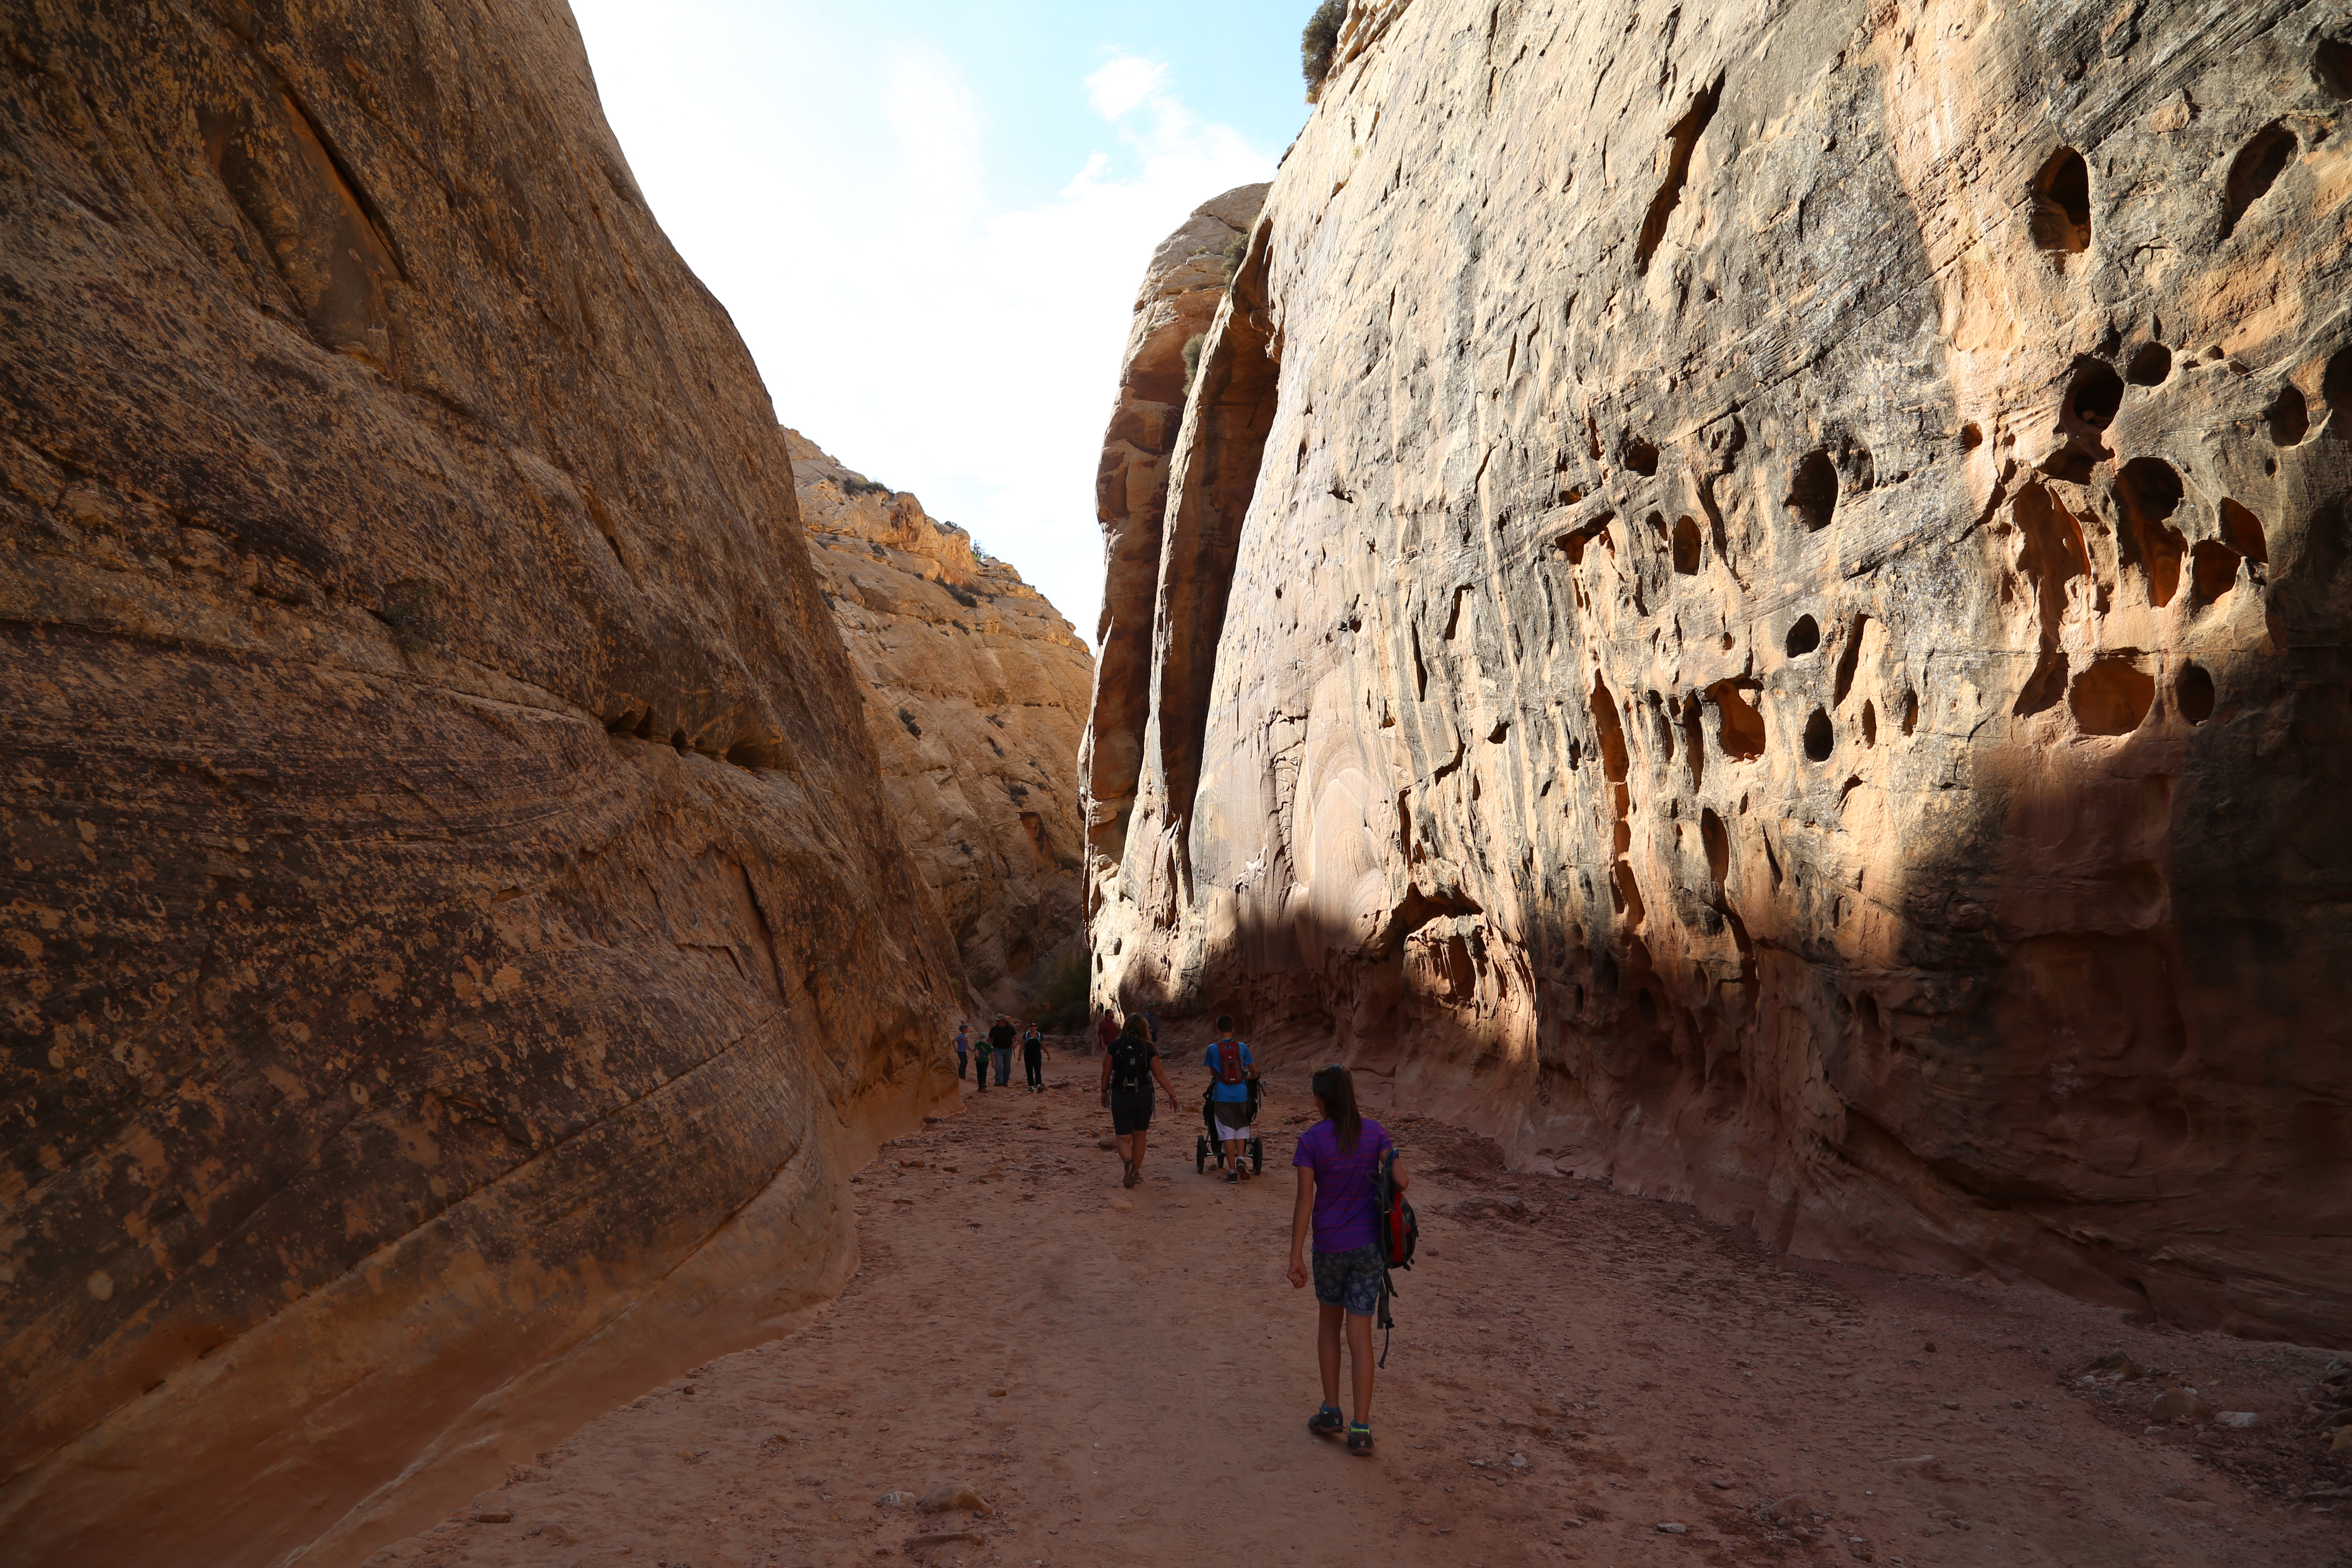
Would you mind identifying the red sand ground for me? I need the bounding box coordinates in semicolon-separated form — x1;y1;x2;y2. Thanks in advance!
365;1057;2352;1568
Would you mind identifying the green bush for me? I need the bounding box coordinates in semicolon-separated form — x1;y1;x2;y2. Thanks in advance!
838;474;891;498
380;579;444;653
1302;0;1346;98
1033;946;1091;1032
1180;332;1206;395
1220;232;1248;286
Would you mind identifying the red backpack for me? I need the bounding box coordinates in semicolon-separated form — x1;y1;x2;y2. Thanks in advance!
1215;1038;1247;1084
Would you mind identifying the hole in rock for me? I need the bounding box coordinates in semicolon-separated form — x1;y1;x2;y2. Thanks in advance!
2069;657;2156;735
2326;347;2352;434
1832;613;1868;705
2014;647;2069;718
1708;679;1767;761
725;735;785;771
2125;342;2171;386
1961;422;1984;450
1901;689;1919;735
1785;615;1820;657
1623;438;1660;477
2027;147;2092;256
2319;36;2352;97
2221;122;2298;240
632;711;657;741
1671;515;1701;575
1861;700;1878;746
2190;539;2241;606
1701;807;1729;890
1802;707;1834;762
670;729;691;753
1636;988;1658;1027
2114;457;2187;606
1635;78;1722;274
1787;452;1839;531
1681;696;1706;789
2067;359;2124;432
2271;384;2310;446
2219;499;2268;566
2177;663;2216;724
1590;677;1630;782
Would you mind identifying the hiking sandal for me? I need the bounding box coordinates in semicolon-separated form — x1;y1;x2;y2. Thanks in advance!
1307;1405;1344;1437
1347;1424;1374;1456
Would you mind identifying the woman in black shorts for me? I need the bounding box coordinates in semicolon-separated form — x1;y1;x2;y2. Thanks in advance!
1098;1014;1178;1188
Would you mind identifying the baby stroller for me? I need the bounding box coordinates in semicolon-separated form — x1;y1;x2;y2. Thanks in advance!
1195;1078;1265;1175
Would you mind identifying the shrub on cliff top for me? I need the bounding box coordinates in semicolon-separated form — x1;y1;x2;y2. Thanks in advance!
1220;232;1248;286
1302;0;1346;98
1181;332;1206;395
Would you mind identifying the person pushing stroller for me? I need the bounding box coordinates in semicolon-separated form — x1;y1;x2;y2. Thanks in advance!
1203;1014;1259;1182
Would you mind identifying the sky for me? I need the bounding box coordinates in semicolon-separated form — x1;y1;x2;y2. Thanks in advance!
566;0;1319;651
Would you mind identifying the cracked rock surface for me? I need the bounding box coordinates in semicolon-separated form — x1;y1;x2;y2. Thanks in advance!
0;3;961;1563
1084;0;2352;1342
790;430;1093;1008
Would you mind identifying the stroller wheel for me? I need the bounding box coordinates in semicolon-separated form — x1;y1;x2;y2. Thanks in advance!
1195;1136;1208;1174
1250;1136;1264;1174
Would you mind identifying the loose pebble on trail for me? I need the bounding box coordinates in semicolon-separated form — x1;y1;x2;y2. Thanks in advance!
372;1058;2349;1568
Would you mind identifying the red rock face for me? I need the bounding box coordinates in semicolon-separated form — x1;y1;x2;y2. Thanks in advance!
0;2;961;1562
1086;0;2352;1343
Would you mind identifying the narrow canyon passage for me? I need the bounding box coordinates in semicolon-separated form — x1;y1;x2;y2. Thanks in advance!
369;1062;2344;1568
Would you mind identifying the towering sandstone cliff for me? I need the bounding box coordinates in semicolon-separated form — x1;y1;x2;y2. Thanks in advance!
0;3;963;1563
789;432;1093;1007
1087;0;2352;1341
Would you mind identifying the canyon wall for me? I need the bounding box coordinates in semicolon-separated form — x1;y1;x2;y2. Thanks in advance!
0;3;964;1565
1086;0;2352;1342
788;432;1093;1008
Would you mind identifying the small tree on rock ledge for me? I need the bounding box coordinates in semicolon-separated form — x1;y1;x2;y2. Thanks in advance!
1302;0;1347;101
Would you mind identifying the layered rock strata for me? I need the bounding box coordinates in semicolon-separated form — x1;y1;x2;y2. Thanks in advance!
1086;184;1268;888
1086;0;2352;1342
0;3;962;1564
788;431;1093;1006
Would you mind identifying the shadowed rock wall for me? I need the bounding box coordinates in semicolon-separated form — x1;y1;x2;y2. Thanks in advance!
0;3;962;1563
1085;0;2352;1342
788;431;1093;1007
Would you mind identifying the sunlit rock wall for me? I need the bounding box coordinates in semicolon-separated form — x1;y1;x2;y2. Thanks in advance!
1085;0;2352;1342
788;431;1093;1007
0;2;963;1563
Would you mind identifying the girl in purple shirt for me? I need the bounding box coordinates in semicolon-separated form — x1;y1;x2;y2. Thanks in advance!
1287;1063;1408;1456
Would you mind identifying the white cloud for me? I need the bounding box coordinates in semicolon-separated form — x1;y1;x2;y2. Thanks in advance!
566;6;1277;651
1084;54;1167;120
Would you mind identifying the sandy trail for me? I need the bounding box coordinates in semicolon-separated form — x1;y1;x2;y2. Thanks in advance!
369;1056;2348;1568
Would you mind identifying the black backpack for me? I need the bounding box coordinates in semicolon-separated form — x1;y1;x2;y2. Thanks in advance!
1109;1035;1153;1096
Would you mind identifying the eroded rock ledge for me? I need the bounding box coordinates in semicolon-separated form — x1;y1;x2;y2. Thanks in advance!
1085;0;2352;1343
788;430;1093;1004
0;3;962;1563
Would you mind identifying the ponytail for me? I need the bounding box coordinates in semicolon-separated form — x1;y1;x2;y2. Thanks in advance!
1311;1063;1362;1155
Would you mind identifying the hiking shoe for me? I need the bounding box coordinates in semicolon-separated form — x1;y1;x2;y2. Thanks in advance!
1348;1424;1374;1457
1307;1405;1344;1437
1122;1164;1140;1189
1225;1170;1240;1183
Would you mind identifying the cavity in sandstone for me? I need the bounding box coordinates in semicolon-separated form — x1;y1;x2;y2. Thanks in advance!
1084;0;2352;1343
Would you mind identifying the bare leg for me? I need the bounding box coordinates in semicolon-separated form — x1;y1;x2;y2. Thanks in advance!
1223;1136;1247;1170
1317;1302;1344;1409
1347;1311;1376;1424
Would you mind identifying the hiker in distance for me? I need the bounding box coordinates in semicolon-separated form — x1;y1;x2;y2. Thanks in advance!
988;1014;1016;1089
1099;1013;1178;1188
1289;1063;1406;1457
1204;1014;1259;1181
953;1023;972;1086
1020;1017;1047;1093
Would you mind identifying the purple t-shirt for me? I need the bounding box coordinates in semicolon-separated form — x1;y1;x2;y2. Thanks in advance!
1292;1117;1393;1254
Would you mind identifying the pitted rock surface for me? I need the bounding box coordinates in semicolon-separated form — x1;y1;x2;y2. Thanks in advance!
1084;0;2352;1341
788;429;1093;1005
0;3;961;1563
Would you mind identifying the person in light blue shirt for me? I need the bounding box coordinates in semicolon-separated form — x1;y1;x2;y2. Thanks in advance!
1201;1014;1258;1182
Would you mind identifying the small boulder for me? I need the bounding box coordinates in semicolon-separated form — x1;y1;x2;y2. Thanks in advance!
472;1511;513;1524
2150;1387;2211;1422
916;1485;994;1516
2216;1411;2258;1428
875;1491;912;1509
1657;1521;1689;1534
1442;1195;1529;1219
